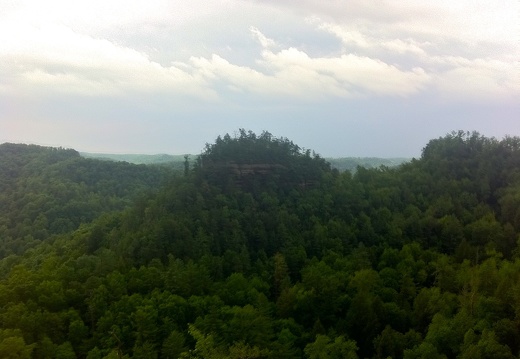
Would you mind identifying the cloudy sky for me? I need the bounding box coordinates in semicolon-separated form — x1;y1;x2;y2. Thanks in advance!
1;0;518;157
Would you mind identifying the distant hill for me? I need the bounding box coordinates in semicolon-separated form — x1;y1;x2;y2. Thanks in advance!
80;152;188;165
81;152;409;172
326;157;411;172
0;143;172;256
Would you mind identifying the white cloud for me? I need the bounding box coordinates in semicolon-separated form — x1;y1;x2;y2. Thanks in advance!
312;3;519;103
261;0;518;49
0;17;431;102
250;26;277;48
317;23;372;49
432;58;519;102
0;0;222;32
184;28;430;100
381;39;428;57
259;47;430;97
0;0;517;105
0;21;215;99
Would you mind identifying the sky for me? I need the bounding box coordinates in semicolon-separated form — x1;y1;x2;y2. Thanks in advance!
0;0;518;157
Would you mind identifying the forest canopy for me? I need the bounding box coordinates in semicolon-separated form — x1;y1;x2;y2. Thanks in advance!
0;130;519;359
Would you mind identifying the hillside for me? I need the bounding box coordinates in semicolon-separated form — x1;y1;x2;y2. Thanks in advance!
0;131;519;358
0;143;173;257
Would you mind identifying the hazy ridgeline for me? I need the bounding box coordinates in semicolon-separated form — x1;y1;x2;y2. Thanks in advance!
80;151;410;173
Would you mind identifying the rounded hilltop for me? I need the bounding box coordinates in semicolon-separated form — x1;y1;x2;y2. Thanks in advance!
193;129;333;192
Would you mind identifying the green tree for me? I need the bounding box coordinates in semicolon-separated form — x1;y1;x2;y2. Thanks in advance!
0;329;34;359
273;253;290;299
55;341;76;359
162;330;187;359
304;335;358;359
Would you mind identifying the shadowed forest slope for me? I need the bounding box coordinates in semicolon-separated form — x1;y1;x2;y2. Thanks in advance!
0;143;173;257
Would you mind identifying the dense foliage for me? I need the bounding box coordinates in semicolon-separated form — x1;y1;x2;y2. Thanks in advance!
0;143;173;257
0;130;519;358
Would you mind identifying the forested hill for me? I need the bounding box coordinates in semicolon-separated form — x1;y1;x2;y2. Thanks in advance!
0;143;173;257
1;131;520;358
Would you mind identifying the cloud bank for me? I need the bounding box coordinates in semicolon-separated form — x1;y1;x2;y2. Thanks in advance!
1;0;517;102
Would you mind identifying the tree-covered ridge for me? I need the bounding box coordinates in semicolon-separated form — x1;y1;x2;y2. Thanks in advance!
195;129;332;192
0;143;173;258
0;131;519;358
199;130;311;165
